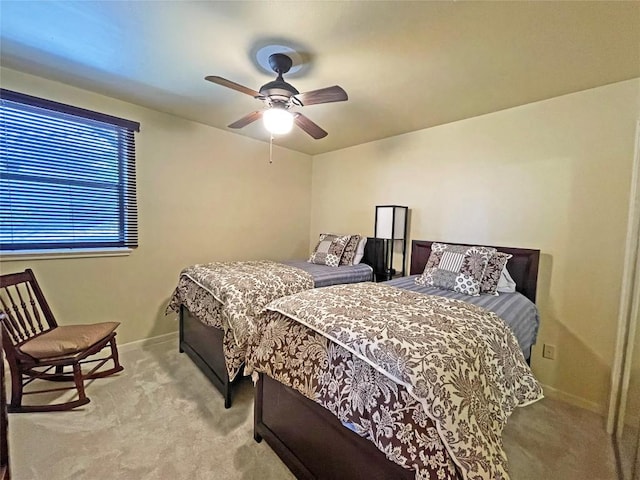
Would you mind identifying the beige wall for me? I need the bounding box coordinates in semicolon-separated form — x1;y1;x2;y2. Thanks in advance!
3;65;638;414
310;79;640;413
0;68;312;345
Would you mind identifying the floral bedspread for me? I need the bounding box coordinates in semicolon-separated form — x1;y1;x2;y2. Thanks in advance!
246;282;543;480
167;260;314;380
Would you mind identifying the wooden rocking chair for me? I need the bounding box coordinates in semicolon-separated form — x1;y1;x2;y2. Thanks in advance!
0;268;124;413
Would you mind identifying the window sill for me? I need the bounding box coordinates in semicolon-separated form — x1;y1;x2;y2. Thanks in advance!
0;248;133;262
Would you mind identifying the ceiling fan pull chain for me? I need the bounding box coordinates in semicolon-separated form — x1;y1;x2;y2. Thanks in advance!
269;133;273;164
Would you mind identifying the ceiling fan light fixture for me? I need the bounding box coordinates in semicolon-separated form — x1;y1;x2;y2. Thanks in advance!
206;51;346;139
263;107;294;135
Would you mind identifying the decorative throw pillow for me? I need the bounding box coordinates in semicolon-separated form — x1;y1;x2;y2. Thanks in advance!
340;234;361;266
308;234;350;267
415;243;496;296
352;237;368;265
496;267;517;293
480;252;512;295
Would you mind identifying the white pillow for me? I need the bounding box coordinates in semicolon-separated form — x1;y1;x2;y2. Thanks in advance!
352;237;368;265
496;267;517;293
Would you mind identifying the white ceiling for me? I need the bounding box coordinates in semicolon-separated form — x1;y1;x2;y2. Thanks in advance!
1;1;639;156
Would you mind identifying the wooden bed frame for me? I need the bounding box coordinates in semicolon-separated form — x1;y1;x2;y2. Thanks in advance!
179;306;235;408
254;239;540;479
178;239;384;408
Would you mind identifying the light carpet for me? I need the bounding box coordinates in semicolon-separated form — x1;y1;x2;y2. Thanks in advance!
7;339;617;479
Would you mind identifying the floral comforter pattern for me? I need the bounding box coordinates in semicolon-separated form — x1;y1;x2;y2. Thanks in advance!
167;260;314;380
246;282;543;480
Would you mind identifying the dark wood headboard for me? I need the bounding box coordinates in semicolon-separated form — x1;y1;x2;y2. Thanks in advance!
409;240;540;303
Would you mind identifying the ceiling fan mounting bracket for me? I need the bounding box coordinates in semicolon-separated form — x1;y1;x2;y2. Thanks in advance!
268;53;293;75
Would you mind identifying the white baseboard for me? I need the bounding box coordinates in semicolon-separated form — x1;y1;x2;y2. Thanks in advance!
118;330;179;353
541;383;605;416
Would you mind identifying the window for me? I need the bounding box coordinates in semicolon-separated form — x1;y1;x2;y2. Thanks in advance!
0;89;140;252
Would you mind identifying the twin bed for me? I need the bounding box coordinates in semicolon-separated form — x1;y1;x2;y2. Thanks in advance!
168;239;542;479
168;247;374;407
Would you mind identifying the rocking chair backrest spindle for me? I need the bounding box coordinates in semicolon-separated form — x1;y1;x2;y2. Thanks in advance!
0;269;57;348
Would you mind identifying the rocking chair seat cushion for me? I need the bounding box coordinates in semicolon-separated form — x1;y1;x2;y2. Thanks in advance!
18;322;120;360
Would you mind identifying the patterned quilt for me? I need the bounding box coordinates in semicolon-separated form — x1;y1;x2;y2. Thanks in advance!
167;260;314;380
246;282;543;480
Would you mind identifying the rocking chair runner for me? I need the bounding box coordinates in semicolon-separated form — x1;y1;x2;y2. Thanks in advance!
0;268;124;413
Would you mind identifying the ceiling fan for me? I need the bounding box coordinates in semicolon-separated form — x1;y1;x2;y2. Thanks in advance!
205;53;348;139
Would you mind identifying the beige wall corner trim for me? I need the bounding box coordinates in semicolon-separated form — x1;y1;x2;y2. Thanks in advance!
608;120;640;434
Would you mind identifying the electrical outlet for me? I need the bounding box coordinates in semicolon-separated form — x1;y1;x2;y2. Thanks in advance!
542;344;556;360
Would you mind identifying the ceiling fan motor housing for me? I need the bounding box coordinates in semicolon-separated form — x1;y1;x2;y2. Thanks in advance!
259;80;299;103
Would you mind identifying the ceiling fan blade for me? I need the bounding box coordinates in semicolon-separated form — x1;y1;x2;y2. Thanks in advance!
228;111;263;129
294;113;328;139
205;76;261;97
294;85;348;106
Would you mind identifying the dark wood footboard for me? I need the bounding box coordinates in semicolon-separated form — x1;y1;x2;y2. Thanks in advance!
254;373;414;480
179;305;233;408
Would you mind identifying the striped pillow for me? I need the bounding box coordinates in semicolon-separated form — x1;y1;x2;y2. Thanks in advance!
416;243;496;296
